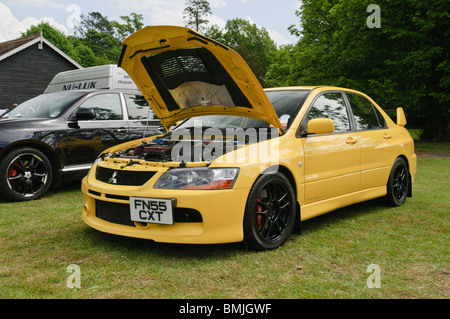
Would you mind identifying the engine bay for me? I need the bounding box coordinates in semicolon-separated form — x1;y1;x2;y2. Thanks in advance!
108;127;280;164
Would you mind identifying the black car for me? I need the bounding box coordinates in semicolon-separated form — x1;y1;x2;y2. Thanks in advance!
0;89;161;201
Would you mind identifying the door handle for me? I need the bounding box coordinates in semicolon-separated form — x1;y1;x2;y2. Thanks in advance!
346;137;358;144
383;133;392;140
117;128;128;133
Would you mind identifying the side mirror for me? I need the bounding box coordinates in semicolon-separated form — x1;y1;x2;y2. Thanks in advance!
307;118;335;135
67;108;96;128
396;107;407;127
75;108;96;121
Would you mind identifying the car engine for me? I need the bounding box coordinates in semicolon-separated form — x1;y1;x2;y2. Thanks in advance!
108;127;280;164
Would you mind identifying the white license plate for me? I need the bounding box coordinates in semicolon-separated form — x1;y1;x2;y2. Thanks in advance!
130;197;175;225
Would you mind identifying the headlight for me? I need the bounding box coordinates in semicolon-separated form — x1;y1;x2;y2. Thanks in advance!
86;156;103;178
154;168;239;190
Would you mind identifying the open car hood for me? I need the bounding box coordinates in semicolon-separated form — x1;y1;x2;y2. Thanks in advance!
118;26;283;131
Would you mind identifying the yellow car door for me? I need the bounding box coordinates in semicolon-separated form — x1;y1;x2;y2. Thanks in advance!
301;91;361;206
344;92;393;190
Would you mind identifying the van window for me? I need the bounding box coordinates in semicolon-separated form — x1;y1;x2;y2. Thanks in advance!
78;94;123;120
124;94;155;120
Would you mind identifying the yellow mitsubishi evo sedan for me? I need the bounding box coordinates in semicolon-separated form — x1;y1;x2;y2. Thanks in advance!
81;26;417;250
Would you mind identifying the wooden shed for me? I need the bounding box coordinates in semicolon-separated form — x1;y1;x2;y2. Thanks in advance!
0;32;82;110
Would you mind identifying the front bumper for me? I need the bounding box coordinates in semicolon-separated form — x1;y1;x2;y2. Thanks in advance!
81;172;251;244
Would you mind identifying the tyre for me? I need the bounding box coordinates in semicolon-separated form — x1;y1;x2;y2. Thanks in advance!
243;172;296;251
385;157;410;207
0;147;53;201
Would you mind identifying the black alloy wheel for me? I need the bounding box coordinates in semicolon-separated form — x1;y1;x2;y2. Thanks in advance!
385;157;410;207
243;172;296;251
0;147;53;201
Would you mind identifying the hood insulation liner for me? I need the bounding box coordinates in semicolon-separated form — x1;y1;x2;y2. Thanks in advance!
141;47;253;112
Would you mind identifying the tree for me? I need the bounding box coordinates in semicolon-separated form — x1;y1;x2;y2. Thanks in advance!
111;13;144;42
22;12;145;67
74;11;115;38
72;12;144;65
264;44;299;87
73;12;121;64
266;0;449;141
183;0;212;32
206;18;277;86
72;42;98;67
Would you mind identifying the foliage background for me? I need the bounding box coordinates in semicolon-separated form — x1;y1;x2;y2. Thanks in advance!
266;0;449;142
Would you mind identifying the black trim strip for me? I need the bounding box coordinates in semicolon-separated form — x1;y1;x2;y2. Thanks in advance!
118;44;127;67
141;56;179;111
187;30;229;50
129;44;171;60
187;37;208;46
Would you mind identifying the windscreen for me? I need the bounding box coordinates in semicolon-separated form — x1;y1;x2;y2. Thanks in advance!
175;90;311;131
5;91;86;119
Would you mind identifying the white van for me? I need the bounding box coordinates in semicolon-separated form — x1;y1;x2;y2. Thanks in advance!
44;64;139;93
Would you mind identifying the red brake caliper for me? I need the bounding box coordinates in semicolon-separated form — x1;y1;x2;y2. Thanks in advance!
256;198;262;229
8;161;19;184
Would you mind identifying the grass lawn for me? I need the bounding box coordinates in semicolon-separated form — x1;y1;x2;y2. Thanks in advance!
0;157;448;299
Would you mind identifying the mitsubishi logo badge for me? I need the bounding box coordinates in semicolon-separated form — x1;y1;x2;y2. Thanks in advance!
108;171;118;184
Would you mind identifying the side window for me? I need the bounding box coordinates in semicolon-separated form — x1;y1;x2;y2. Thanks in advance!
373;106;386;128
306;92;350;133
78;94;123;120
346;93;385;130
124;94;155;120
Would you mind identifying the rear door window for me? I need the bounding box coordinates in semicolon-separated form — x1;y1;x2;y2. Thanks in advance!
346;93;386;130
123;94;155;120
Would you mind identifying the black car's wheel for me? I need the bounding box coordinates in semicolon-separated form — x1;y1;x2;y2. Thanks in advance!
385;157;409;207
243;172;296;251
0;147;53;201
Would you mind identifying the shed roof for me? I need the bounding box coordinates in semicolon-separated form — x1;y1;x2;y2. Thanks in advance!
0;33;82;69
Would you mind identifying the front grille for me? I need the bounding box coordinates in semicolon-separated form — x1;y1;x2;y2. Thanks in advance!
96;200;135;226
95;167;156;186
95;200;203;226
